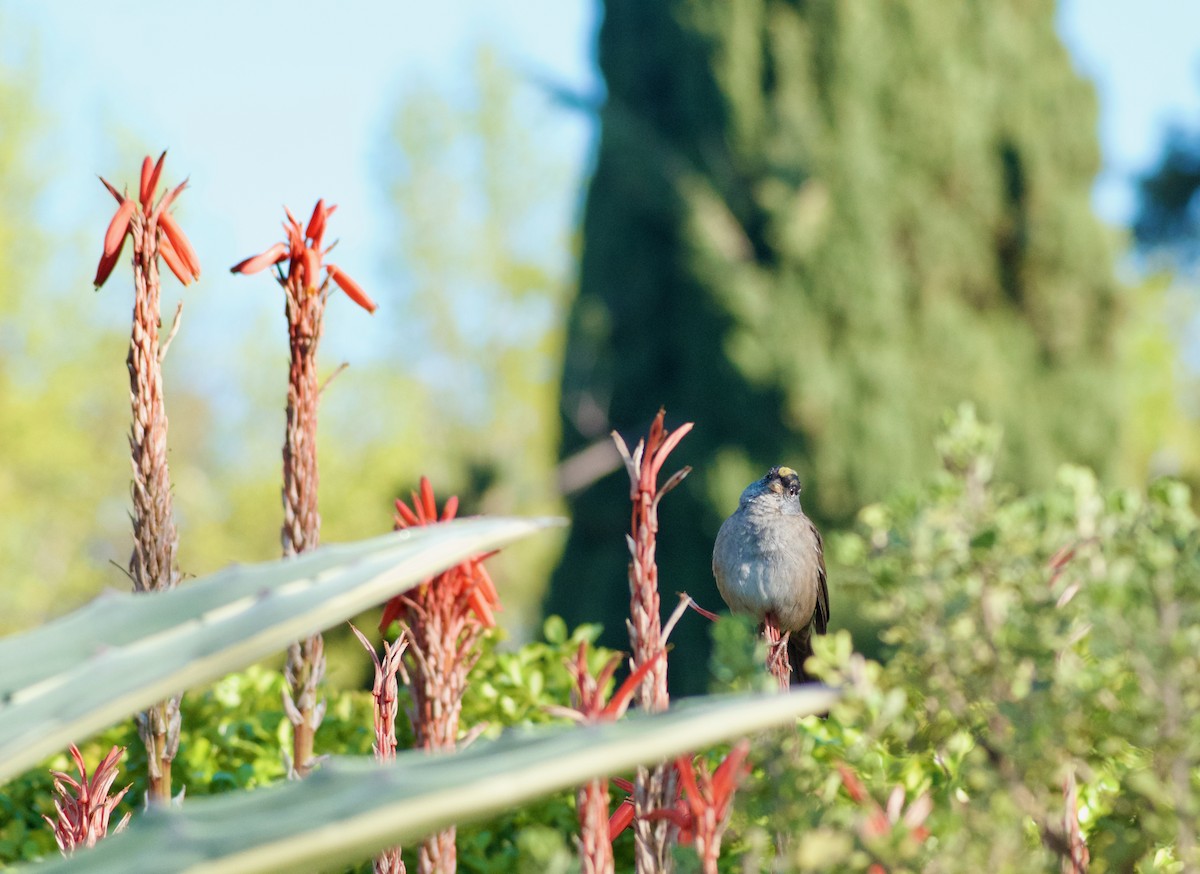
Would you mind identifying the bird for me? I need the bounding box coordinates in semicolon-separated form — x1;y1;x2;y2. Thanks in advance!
712;466;829;684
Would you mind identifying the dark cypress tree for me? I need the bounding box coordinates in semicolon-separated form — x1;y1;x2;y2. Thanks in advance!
1135;124;1200;264
548;0;1123;693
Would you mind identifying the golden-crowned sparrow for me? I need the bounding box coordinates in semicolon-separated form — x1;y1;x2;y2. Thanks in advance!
712;466;829;683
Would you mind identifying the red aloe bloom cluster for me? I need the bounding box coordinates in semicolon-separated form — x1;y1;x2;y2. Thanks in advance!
550;645;663;874
381;477;498;634
610;742;751;874
43;745;132;856
95;151;200;289
384;477;499;874
230;198;376;313
611;408;693;872
836;763;932;872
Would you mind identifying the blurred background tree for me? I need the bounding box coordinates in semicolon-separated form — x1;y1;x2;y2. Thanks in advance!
545;0;1130;693
0;36;132;633
1136;122;1200;266
326;45;574;642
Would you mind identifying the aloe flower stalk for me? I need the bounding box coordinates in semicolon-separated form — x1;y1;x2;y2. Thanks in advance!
548;645;664;874
611;408;693;872
351;624;409;874
43;745;132;856
95;152;198;806
382;477;500;874
231;199;376;777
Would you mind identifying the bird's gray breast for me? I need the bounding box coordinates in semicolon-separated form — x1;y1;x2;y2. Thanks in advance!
713;508;819;632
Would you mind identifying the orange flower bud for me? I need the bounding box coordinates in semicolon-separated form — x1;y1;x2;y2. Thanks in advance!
230;242;289;275
93;234;126;288
159;235;194;286
467;588;496;628
159;212;201;279
305;198;326;242
140;151;166;210
608;800;636;841
302;247;322;293
102;199;135;258
326;263;377;313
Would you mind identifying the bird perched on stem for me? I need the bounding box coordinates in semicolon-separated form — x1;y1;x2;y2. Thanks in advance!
712;466;829;686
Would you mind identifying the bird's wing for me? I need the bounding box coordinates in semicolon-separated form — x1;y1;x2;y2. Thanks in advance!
811;519;829;634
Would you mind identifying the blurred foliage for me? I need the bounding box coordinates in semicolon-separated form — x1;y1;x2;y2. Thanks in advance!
712;405;1200;871
322;45;575;640
547;0;1133;695
1116;271;1200;493
0;28;179;635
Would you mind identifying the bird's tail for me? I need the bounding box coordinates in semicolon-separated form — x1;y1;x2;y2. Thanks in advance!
788;631;814;685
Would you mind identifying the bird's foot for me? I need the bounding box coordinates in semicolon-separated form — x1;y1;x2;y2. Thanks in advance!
766;629;793;676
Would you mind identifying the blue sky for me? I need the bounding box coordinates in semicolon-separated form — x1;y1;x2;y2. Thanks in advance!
4;0;1199;343
1059;0;1200;223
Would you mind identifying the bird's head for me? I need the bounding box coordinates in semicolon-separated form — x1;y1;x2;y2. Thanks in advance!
739;466;804;514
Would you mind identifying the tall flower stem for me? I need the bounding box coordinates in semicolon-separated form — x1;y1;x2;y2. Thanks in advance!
280;281;326;776
550;644;663;874
232;200;376;778
612;408;693;873
128;212;182;802
383;478;500;874
351;624;409;874
95;153;199;806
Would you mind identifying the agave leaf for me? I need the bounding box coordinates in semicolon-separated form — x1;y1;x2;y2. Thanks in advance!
0;517;559;782
33;687;837;873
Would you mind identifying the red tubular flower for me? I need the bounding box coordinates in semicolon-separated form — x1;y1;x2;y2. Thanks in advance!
609;799;637;842
231;199;376;314
93;234;126;289
327;263;377;313
140;151;166;212
158;212;201;280
159;236;194;287
230;242;289;275
102;199;135;259
305;198;335;249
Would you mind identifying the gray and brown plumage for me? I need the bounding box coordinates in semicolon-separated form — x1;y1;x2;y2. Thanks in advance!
712;466;829;683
